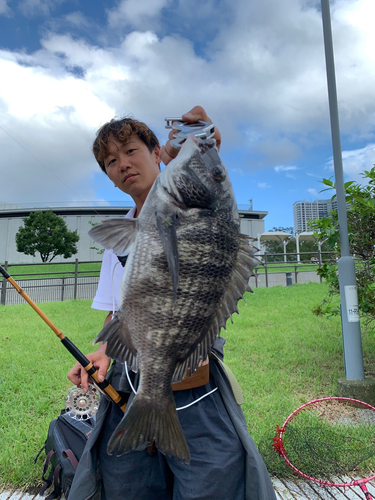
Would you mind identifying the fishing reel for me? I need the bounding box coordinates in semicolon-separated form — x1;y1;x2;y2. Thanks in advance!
65;383;101;421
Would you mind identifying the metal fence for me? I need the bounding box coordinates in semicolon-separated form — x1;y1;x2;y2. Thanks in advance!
1;259;101;306
1;253;330;306
249;250;335;289
1;276;101;305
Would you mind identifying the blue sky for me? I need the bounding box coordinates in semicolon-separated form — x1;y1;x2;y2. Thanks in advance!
0;0;374;231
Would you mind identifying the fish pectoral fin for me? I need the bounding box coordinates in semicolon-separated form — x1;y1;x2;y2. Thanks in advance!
93;313;138;372
156;212;179;303
172;340;210;384
88;218;137;256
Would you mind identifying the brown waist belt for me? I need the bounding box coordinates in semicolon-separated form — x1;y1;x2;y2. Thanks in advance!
171;360;209;391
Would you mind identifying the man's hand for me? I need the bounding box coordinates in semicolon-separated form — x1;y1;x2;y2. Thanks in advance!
160;105;222;166
67;342;111;393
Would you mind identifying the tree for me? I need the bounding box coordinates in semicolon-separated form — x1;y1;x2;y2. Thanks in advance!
88;221;105;255
16;210;80;262
310;167;375;328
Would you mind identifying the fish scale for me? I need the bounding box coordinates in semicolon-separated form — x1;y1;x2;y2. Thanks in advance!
89;135;260;463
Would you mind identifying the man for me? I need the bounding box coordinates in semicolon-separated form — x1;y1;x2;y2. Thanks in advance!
68;106;276;500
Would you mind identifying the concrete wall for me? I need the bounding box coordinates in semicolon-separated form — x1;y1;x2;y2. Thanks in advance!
0;209;266;264
0;214;110;264
250;270;321;289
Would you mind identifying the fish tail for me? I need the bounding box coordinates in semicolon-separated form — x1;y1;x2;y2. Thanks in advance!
107;393;190;464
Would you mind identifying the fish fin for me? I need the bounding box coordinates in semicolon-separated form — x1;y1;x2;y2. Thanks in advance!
172;346;205;383
107;392;190;464
156;212;179;303
217;234;260;320
172;236;260;383
88;218;137;256
93;313;138;372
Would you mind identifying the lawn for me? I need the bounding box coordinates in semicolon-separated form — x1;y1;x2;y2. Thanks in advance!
1;282;374;490
2;260;318;280
3;262;102;279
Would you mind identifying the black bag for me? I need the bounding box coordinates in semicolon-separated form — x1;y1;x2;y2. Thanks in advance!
35;410;95;500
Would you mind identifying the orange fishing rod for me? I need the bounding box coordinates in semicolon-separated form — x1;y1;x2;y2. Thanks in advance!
0;264;127;413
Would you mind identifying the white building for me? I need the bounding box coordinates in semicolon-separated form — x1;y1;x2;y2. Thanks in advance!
293;199;334;233
0;203;267;264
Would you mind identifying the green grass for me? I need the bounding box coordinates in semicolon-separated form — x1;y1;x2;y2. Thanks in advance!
2;260;319;280
0;300;107;491
255;262;320;274
3;262;102;279
223;283;375;477
1;283;375;489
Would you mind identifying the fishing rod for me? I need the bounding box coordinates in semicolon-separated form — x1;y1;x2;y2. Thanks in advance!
0;264;127;416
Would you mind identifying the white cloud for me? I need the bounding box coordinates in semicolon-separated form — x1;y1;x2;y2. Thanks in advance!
306;172;322;179
325;144;375;184
258;182;271;189
274;165;298;173
65;11;91;28
342;144;375;182
107;0;171;29
0;0;10;15
307;188;319;198
18;0;64;16
1;0;375;207
0;54;114;126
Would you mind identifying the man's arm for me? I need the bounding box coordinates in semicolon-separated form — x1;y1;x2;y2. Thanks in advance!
67;312;112;393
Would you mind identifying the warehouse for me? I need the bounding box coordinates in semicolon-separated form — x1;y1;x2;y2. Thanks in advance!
0;203;267;264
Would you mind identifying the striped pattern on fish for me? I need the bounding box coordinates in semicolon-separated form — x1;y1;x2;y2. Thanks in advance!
88;135;260;463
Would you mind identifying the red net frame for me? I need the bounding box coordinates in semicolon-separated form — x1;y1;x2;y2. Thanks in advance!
273;397;375;498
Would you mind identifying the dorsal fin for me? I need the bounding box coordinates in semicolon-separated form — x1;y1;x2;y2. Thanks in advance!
172;235;260;383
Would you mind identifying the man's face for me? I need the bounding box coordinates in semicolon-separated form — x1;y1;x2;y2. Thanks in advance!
104;134;161;204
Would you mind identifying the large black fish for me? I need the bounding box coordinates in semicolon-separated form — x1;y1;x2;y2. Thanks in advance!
89;135;259;463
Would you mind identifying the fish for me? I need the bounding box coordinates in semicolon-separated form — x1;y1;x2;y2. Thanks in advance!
88;135;260;463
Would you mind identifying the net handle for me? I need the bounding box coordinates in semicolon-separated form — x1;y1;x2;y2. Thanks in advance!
360;483;373;500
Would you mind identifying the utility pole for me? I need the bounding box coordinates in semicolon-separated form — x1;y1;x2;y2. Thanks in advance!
321;0;364;380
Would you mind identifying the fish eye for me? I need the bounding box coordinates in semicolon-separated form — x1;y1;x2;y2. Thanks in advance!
212;166;225;182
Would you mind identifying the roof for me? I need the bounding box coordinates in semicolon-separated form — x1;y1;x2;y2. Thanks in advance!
0;204;268;220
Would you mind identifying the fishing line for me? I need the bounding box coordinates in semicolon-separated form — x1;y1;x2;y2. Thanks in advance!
176;387;218;411
124;361;218;410
111;260;121;317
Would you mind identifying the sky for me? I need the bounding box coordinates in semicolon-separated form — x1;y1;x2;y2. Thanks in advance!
0;0;374;231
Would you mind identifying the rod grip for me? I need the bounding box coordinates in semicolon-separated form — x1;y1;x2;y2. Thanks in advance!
0;265;10;279
61;337;127;410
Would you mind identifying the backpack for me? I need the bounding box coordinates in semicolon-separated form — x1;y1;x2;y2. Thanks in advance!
35;410;95;500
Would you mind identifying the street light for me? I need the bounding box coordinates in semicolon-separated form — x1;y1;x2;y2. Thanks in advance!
321;0;364;381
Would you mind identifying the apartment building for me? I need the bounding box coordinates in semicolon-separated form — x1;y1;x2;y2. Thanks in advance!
293;199;333;233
